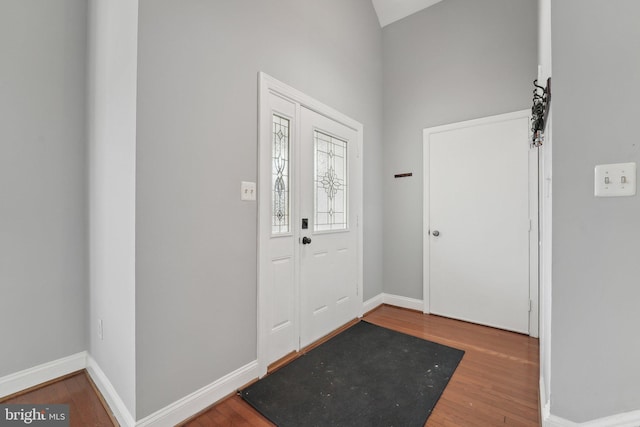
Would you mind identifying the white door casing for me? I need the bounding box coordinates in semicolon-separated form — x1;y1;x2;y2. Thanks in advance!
423;110;539;336
258;73;364;376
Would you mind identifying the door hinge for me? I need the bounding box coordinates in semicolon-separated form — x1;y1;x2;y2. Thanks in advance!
528;299;532;312
529;219;533;232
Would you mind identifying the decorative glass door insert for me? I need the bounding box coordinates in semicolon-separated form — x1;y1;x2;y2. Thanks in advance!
314;130;347;231
272;114;290;234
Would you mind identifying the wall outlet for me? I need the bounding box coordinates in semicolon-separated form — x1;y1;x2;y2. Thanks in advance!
594;162;636;197
98;319;103;341
241;181;256;201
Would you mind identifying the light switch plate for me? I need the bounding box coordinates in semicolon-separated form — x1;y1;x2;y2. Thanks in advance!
594;162;636;197
241;181;256;201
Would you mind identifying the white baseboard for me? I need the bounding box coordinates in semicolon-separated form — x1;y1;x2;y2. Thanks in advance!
362;293;384;314
541;374;640;427
540;376;550;423
86;355;136;427
382;293;423;311
136;360;259;427
581;410;640;427
545;410;640;427
0;352;87;399
362;293;424;314
3;352;259;427
545;414;574;427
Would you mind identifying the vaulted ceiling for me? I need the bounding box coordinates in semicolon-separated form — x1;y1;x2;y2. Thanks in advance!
371;0;443;27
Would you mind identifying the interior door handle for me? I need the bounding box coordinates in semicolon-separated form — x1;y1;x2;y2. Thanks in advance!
302;236;312;245
432;230;440;237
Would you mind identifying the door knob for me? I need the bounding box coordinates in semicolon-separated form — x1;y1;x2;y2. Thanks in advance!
432;230;440;237
302;236;312;245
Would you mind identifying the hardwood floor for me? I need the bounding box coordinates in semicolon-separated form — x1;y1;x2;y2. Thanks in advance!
185;305;540;426
2;305;539;426
366;306;540;426
0;371;116;427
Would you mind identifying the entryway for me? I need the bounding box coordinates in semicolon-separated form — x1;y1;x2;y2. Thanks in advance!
200;305;541;425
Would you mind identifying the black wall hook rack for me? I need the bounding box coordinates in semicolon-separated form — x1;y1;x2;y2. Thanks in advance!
531;77;551;147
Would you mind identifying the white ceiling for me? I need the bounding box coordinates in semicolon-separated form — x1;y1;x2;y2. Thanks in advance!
371;0;443;27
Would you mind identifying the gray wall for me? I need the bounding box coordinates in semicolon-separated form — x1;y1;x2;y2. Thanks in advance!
0;0;87;376
382;0;538;299
551;1;640;421
135;0;383;417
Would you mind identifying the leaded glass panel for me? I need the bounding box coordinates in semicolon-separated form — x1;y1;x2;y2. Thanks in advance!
272;115;290;234
314;130;347;231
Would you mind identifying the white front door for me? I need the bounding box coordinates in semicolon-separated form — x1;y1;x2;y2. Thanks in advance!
299;107;360;347
258;74;363;372
423;111;537;335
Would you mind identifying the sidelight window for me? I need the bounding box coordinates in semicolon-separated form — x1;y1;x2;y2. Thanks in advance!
272;114;290;234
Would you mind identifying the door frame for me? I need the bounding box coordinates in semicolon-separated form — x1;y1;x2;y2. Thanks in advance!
422;110;539;337
257;72;364;376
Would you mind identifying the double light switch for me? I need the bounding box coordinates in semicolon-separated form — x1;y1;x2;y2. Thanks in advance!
241;181;256;201
594;162;636;197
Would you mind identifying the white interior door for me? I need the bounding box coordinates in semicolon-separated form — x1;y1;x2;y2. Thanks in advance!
299;107;360;347
258;74;363;373
424;111;536;334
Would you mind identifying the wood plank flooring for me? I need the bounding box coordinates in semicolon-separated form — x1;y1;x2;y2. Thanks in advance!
0;371;116;427
185;305;540;426
2;305;540;426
